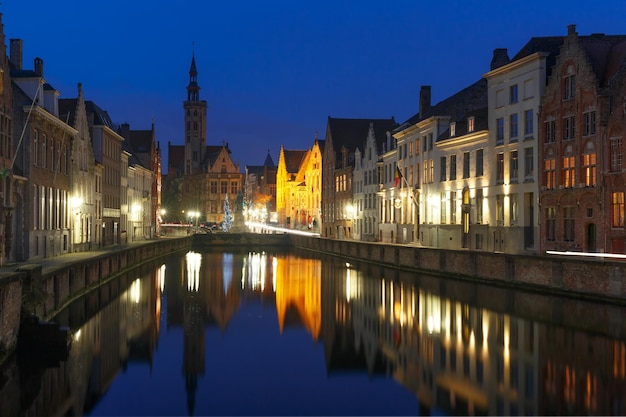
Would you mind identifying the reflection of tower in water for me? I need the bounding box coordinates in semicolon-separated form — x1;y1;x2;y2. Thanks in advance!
183;252;205;416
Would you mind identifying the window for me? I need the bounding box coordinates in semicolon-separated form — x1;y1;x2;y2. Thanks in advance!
611;138;623;172
42;135;47;168
440;157;447;182
33;130;39;166
463;152;470;178
496;153;504;184
429;159;434;183
523;78;534;99
545;158;556;189
612;192;625;228
496;89;505;107
450;191;456;224
545;120;556;143
584;111;596;136
476;149;484;176
450;122;456;137
230;181;238;195
496;118;504;145
583;142;597;187
440;192;447;224
450;155;457;180
563;145;575;188
221;181;228;194
510;84;518;103
415;138;420;155
496;194;504;225
564;116;575;140
564;207;575;241
510;151;519;183
524;109;534;136
510;113;518;140
564;72;576;99
428;133;433;150
546;207;556;241
210;181;217;194
525;147;534;180
510;193;518;224
468;117;475;132
476;189;483;223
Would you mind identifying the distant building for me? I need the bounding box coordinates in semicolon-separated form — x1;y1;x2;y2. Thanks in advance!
245;152;277;221
164;53;243;226
276;136;323;229
322;116;396;239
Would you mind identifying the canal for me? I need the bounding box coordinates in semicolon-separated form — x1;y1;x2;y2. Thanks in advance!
2;246;626;416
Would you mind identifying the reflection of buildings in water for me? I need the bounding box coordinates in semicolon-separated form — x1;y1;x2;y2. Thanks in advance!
10;266;160;416
539;325;626;415
274;254;322;341
321;261;388;377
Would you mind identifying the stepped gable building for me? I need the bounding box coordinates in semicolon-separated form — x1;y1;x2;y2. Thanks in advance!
10;41;74;261
276;136;324;229
164;53;243;225
322;116;397;238
59;84;98;252
539;25;626;254
277;145;307;226
245;151;277;220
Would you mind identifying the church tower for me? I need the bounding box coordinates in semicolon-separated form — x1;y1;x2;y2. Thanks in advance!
183;51;207;175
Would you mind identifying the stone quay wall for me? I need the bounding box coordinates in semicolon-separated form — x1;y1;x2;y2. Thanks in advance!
0;237;191;357
291;236;626;303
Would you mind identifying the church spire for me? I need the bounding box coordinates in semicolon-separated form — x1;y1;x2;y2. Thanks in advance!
187;46;200;102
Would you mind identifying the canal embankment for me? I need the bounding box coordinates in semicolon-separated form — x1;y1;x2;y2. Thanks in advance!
290;235;626;304
0;237;191;361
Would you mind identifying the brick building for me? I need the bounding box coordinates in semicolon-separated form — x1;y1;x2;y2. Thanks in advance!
539;25;626;254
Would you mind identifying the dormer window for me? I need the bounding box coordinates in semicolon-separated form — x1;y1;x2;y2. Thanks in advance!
468;117;475;133
450;122;456;137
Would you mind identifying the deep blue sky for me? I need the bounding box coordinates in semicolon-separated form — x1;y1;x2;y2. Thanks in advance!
2;1;625;173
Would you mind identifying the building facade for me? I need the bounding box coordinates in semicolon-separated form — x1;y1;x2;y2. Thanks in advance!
539;25;626;254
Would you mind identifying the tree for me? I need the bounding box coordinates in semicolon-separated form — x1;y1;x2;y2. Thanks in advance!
222;193;233;232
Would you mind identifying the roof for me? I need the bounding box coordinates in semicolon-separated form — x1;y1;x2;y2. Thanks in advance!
128;129;152;153
200;145;227;169
326;117;396;169
510;36;564;78
437;106;489;141
85;100;116;129
397;78;488;130
167;143;185;176
283;150;307;173
58;98;78;125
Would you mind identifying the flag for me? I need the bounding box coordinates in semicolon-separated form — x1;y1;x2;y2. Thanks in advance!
394;166;402;188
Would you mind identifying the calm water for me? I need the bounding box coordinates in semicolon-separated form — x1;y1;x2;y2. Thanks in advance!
3;248;626;416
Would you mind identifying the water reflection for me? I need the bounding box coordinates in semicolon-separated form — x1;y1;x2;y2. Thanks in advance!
2;249;626;416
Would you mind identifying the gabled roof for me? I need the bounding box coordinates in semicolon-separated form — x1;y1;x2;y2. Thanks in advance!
200;145;227;169
128;129;152;153
122;137;146;168
327;117;396;155
578;34;626;85
263;152;275;167
283;150;307;174
58;98;78;125
510;36;564;78
84;100;116;129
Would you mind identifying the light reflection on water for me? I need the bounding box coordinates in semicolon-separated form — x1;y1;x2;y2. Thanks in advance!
4;248;626;416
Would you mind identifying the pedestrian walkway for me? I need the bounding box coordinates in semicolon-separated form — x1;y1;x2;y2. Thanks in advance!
0;239;158;276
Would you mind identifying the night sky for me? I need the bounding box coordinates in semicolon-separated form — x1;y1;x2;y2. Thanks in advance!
2;1;625;173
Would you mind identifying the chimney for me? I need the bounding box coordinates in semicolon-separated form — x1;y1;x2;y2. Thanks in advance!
567;24;577;37
419;85;431;117
34;57;43;77
490;48;510;70
9;39;22;70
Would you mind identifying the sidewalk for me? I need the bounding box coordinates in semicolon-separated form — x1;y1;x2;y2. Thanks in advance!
0;239;156;276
